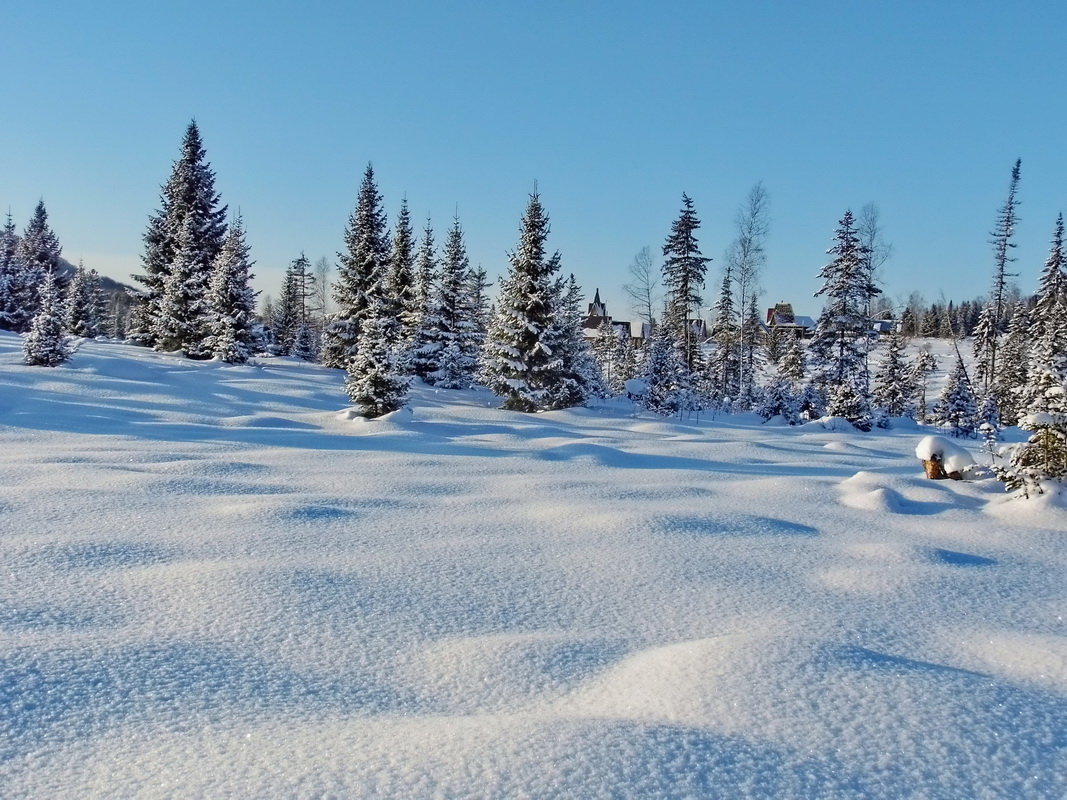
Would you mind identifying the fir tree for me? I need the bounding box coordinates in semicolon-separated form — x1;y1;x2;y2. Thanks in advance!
390;198;419;353
541;275;608;408
132;121;228;349
910;346;939;422
592;318;627;395
481;190;568;412
757;375;801;424
779;337;807;384
975;159;1022;394
641;323;691;416
808;210;875;428
22;270;70;367
272;254;315;355
998;213;1067;495
934;350;979;437
429;216;481;389
661;194;711;371
154;213;211;355
739;294;763;404
12;201;63;332
343;295;410;418
291;322;320;362
0;212;26;331
64;262;104;338
706;264;739;400
323;163;390;369
871;328;912;419
409;219;442;379
996;301;1029;426
204;215;257;364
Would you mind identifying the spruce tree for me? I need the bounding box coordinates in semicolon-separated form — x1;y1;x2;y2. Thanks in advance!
996;301;1029;426
975;159;1022;395
541;275;608;408
808;210;874;428
706;264;739;400
934;350;979;438
592;318;626;396
390;198;420;353
343;294;410;418
64;262;104;338
132;121;227;349
661;194;711;371
910;345;938;422
12;201;63;332
871;328;912;419
0;213;25;331
323;163;390;369
409;219;442;379
204;215;257;364
481;190;567;412
429;216;481;389
22;270;70;367
997;214;1067;495
641;323;691;416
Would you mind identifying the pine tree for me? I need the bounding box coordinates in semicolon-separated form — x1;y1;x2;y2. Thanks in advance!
409;219;442;379
291;322;320;362
997;213;1067;495
641;323;691;416
0;212;26;331
996;301;1029;426
592;318;626;395
975;159;1022;396
910;345;939;422
390;198;420;353
934;350;979;437
12;201;63;332
323;163;390;369
64;262;104;338
541;275;608;408
871;328;912;419
154;213;211;354
706;264;739;400
779;337;807;384
272;254;315;355
739;294;763;404
661;194;711;371
757;375;801;424
481;190;568;412
22;270;70;367
808;210;874;428
343;295;410;418
132;121;228;349
429;216;481;389
204;215;257;364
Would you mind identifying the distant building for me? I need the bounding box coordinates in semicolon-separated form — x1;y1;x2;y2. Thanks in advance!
766;302;815;338
582;289;649;342
582;288;708;344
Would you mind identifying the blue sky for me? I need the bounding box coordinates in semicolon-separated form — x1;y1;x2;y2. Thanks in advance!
3;1;1065;320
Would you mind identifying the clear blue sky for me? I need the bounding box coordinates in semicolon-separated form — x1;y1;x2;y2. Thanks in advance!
3;1;1065;320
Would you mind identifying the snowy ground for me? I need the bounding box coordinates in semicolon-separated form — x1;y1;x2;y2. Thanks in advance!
0;331;1064;798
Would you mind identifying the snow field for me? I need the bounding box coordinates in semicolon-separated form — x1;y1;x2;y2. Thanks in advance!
0;332;1064;798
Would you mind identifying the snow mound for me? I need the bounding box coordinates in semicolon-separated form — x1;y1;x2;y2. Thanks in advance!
915;434;976;474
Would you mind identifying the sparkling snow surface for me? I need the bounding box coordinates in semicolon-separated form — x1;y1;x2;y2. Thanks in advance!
0;333;1064;798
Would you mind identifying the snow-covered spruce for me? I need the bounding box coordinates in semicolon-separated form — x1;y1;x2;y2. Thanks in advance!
22;270;71;366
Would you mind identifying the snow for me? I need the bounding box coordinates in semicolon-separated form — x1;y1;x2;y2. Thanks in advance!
1;332;1065;798
915;434;978;474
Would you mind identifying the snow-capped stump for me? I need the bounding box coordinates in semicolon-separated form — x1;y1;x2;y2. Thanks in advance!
915;435;975;480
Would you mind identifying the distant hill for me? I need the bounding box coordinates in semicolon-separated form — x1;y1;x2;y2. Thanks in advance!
56;256;137;298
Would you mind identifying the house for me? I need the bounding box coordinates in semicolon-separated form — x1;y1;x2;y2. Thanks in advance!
582;288;706;345
766;302;815;338
581;289;648;343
